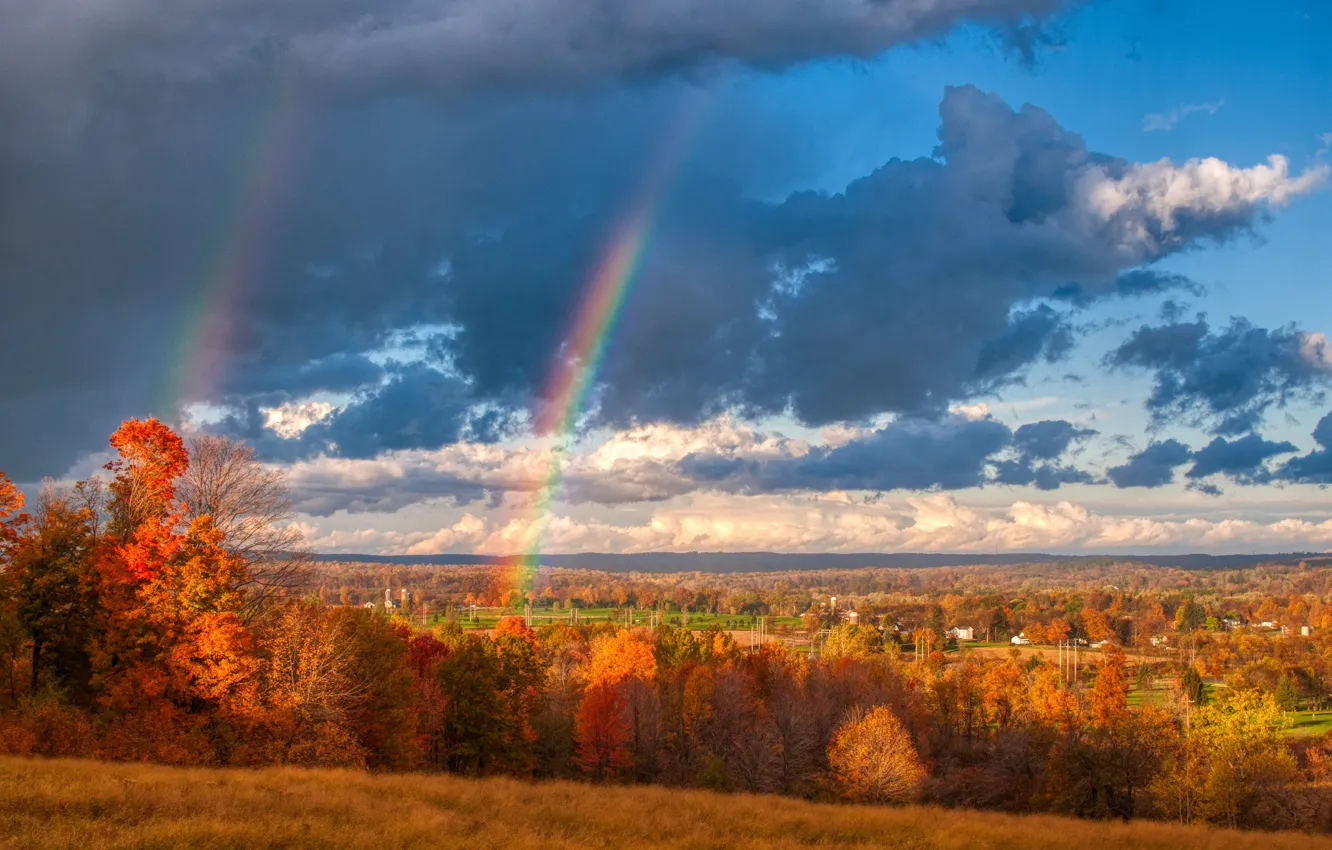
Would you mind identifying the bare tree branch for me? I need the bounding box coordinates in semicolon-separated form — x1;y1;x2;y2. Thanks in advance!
180;436;312;616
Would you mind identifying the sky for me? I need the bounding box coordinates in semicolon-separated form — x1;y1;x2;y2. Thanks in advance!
3;0;1332;556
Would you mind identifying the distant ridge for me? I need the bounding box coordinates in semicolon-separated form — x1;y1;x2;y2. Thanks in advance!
313;551;1330;573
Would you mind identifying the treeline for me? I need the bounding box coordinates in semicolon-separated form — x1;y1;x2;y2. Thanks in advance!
4;420;1332;833
312;559;1332;656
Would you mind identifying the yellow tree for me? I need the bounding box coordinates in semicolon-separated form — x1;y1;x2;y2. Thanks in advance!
260;600;366;767
982;661;1026;729
577;629;658;780
822;623;883;660
1191;690;1296;829
584;630;657;689
1029;665;1080;736
827;705;926;804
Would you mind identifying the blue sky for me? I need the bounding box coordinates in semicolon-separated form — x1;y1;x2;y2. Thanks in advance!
2;0;1331;555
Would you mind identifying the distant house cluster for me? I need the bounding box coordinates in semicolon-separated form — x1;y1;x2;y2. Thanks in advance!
362;588;418;614
810;594;1320;650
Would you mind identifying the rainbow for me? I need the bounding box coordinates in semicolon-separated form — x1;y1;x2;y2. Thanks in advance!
504;98;711;604
155;66;707;606
160;72;307;419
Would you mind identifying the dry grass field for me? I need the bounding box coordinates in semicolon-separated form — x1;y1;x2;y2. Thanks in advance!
0;757;1329;850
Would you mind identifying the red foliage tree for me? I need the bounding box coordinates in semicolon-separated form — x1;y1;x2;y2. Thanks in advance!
0;472;24;552
575;681;632;779
105;418;188;579
407;633;451;765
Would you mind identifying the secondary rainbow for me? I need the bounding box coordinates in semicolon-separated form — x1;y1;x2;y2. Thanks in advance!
505;99;711;603
160;72;307;417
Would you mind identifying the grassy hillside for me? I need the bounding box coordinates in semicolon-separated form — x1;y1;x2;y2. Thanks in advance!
1;758;1329;849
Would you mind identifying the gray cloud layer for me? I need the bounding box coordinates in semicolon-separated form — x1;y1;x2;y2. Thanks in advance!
2;0;1068;113
0;0;1325;484
283;414;1096;516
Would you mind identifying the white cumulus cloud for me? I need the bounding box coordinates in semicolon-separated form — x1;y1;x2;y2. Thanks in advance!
1075;154;1328;253
297;492;1332;556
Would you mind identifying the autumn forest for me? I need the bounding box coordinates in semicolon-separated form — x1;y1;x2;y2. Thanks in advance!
5;420;1332;838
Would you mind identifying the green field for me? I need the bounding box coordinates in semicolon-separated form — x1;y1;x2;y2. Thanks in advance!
1127;681;1223;709
435;607;804;632
1284;709;1332;738
1128;683;1170;708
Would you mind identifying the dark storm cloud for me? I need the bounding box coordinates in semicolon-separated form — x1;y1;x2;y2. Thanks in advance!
287;460;490;517
0;0;1070;109
0;85;684;478
0;0;1074;482
1107;439;1192;488
1277;411;1332;485
1106;318;1332;435
306;364;476;458
1186;434;1297;484
217;362;510;463
217;353;385;399
765;416;1015;492
0;0;1323;483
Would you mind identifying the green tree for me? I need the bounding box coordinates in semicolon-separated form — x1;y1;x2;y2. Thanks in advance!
1180;667;1207;706
1174;599;1206;633
335;609;421;771
430;632;540;775
1275;674;1299;712
925;604;947;645
10;489;99;701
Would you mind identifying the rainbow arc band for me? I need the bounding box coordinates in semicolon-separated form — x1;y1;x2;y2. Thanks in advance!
504;96;713;601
